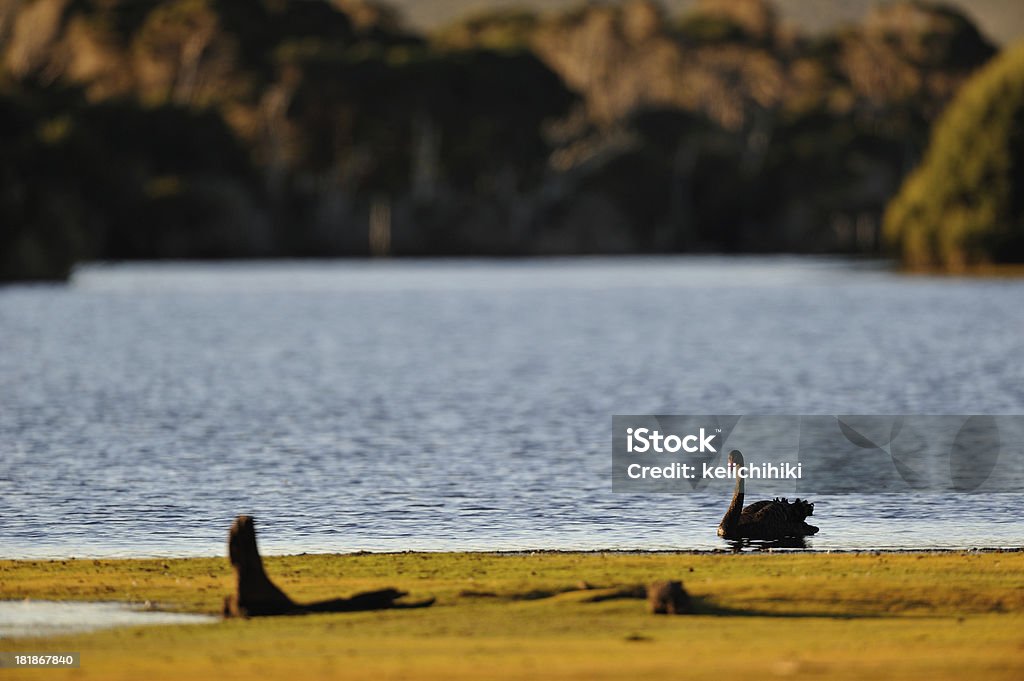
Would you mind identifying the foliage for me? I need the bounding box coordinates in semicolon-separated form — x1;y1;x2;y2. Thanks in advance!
0;0;1008;279
431;9;539;52
0;81;266;278
884;41;1024;268
674;13;751;45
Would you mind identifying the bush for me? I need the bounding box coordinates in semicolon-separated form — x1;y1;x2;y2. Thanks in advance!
884;42;1024;269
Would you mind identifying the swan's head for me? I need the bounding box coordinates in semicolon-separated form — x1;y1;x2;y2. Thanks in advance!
727;450;744;467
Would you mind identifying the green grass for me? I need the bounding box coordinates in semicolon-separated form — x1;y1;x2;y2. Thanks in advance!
2;551;1023;680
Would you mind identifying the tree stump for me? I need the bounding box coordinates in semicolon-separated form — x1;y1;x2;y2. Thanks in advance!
223;515;433;617
647;580;691;614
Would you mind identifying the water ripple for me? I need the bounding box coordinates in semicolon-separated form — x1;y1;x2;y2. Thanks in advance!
1;258;1023;557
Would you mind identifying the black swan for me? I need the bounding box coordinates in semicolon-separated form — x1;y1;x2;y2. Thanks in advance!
717;450;818;540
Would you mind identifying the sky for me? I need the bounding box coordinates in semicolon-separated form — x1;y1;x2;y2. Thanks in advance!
387;0;1024;46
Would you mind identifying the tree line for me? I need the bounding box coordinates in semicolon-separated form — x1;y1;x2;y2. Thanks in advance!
0;0;1015;280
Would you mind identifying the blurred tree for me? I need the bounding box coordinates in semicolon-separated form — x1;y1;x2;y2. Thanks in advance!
0;0;1009;279
884;41;1024;269
0;87;93;280
283;46;576;254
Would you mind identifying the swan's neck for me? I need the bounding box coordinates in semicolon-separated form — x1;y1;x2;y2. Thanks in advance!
721;475;745;533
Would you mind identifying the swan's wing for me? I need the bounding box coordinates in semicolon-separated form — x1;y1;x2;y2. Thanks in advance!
741;500;773;515
744;500;791;524
739;500;818;538
750;498;816;524
770;497;814;522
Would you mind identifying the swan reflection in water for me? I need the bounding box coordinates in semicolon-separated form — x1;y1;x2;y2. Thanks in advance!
725;536;812;552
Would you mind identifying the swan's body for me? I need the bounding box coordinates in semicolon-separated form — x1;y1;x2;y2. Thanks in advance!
717;450;818;540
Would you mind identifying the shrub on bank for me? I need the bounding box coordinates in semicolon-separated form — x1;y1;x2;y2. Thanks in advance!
884;42;1024;269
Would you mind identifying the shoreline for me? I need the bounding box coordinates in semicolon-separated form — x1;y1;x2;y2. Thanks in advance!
3;545;1022;562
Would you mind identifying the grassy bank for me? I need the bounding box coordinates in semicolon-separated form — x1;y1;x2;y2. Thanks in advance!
1;551;1022;680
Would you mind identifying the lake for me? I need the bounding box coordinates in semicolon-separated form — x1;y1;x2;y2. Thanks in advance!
1;257;1022;557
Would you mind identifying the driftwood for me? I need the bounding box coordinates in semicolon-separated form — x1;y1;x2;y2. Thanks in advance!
647;580;691;614
222;515;434;617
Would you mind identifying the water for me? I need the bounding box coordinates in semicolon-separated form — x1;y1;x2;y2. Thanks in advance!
1;257;1022;557
0;601;214;638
